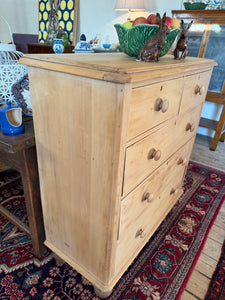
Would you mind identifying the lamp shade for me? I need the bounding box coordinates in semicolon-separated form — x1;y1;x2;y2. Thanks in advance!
114;0;145;11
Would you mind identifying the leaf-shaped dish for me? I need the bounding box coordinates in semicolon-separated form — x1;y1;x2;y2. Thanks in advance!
183;2;208;9
114;23;180;58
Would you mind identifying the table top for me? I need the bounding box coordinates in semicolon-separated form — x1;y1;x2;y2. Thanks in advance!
0;118;35;153
172;9;225;25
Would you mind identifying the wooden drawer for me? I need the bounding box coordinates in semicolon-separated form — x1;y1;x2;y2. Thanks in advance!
123;104;202;196
116;138;195;273
180;71;211;114
127;78;183;141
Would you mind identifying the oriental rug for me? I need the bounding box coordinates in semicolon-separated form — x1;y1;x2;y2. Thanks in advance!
0;161;225;300
205;240;225;300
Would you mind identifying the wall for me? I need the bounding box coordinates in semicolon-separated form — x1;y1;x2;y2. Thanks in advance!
0;0;219;137
0;0;182;44
77;0;182;44
0;0;38;43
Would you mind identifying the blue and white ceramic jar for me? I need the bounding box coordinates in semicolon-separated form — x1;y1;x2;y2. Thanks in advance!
53;39;64;54
73;34;93;53
207;0;223;9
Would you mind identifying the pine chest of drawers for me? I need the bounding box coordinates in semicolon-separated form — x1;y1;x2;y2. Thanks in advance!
20;53;216;297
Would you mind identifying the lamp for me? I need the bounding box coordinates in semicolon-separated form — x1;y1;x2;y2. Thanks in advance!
114;0;146;11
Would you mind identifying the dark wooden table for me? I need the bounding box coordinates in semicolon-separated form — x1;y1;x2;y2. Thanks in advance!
0;118;46;256
28;43;74;54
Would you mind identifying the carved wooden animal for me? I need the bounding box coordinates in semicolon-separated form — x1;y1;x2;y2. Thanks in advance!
45;0;61;45
138;13;169;62
174;20;193;60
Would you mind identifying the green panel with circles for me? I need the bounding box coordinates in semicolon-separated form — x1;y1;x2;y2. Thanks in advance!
39;0;74;44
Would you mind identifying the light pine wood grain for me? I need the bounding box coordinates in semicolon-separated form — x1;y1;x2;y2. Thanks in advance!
124;104;202;195
20;54;216;85
22;53;215;296
127;77;183;141
116;138;194;273
180;71;212;114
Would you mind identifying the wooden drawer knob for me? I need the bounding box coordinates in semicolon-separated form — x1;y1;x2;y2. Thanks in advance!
195;85;205;95
195;84;200;95
170;188;178;195
199;86;205;95
178;157;187;166
148;148;161;161
135;228;146;239
186;122;195;132
142;191;154;203
155;98;169;113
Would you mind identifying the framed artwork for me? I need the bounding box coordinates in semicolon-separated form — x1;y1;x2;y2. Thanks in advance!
38;0;78;45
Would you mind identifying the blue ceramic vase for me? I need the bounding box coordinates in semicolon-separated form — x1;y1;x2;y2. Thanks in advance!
53;39;64;54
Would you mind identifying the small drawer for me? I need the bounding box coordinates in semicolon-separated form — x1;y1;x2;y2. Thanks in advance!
176;102;203;146
123;104;202;196
115;138;195;273
180;71;211;114
127;77;183;141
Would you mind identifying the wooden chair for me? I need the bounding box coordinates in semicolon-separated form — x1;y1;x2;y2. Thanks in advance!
172;9;225;151
12;33;38;54
199;80;225;150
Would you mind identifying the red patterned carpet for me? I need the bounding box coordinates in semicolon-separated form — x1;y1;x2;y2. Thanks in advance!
205;240;225;300
0;162;225;300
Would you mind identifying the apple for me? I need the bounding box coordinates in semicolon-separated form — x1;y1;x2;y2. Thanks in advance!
170;17;180;29
123;21;133;29
132;17;148;26
147;14;157;25
165;16;173;29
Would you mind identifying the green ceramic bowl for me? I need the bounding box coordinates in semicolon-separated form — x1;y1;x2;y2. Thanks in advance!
183;2;208;9
114;23;180;58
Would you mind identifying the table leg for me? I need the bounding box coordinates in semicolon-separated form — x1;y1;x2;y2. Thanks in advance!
19;147;46;256
210;105;225;151
220;131;225;142
0;147;46;256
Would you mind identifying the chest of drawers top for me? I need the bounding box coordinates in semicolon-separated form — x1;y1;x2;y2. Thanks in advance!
20;53;216;85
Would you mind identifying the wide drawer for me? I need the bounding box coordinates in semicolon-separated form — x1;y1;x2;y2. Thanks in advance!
180;71;211;114
127;77;183;141
123;104;202;196
116;138;195;273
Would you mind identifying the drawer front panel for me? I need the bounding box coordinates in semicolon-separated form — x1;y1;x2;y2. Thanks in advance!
180;71;211;114
127;78;183;141
116;138;195;273
123;104;202;196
